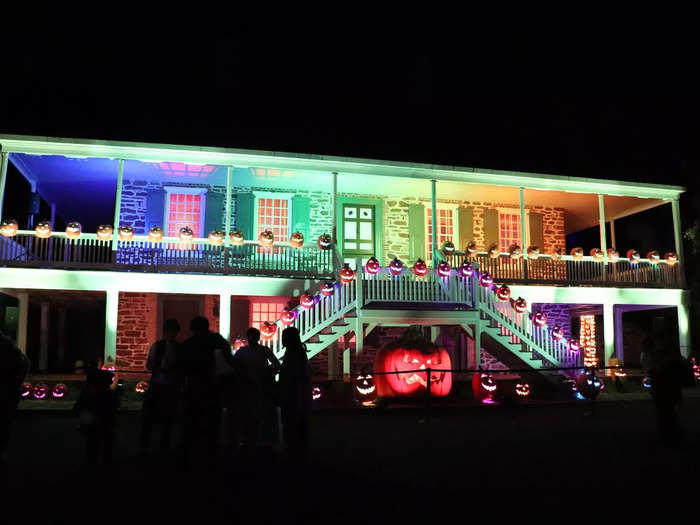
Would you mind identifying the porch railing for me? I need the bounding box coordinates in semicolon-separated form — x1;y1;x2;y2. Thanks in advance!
360;268;472;306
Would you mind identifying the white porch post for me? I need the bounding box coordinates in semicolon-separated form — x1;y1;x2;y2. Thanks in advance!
327;342;338;380
431;179;437;263
598;194;608;281
219;292;231;342
355;318;363;357
39;302;50;371
224;166;233;243
17;292;28;353
603;302;615;367
519;187;527;280
671;199;686;288
609;218;616;249
112;159;124;251
0;151;8;220
104;289;119;366
331;172;338;244
678;290;691;358
614;306;624;363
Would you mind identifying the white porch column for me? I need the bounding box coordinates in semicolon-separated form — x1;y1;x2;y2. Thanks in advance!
112;159;124;251
519;187;527;280
431;179;437;263
39;301;50;370
614;306;624;364
671;199;686;287
0;151;9;220
355;318;364;357
104;289;119;366
598;194;608;280
609;218;616;249
219;292;231;342
224;166;233;243
17;292;28;353
678;290;691;358
603;302;614;367
331;172;338;244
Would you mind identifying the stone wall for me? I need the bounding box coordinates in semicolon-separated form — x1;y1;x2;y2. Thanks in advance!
532;303;573;340
115;292;157;370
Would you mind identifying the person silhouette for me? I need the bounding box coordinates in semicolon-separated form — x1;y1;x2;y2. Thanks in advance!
279;327;311;460
0;331;30;466
74;368;119;465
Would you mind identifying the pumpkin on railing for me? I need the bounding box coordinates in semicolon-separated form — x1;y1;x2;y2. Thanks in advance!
664;252;678;265
412;258;428;277
533;311;547;327
606;248;619;263
148;226;164;243
590;248;604;262
549;246;564;261
436;261;451;278
457;261;473;278
118;225;134;241
339;264;356;284
35;221;53;239
260;321;277;339
479;272;494;288
280;308;297;326
626;249;640;263
258;230;274;247
465;241;478;257
300;291;316;309
289;231;304;248
488;244;500;259
527;246;539;260
570;247;584;261
511;297;527;314
646;250;660;263
208;230;225;246
509;244;522;260
317;233;332;250
496;284;510;301
388;258;404;276
230;229;245;246
96;224;113;241
64;222;81;240
441;240;455;257
0;218;18;238
179;226;194;243
365;256;381;275
320;282;335;297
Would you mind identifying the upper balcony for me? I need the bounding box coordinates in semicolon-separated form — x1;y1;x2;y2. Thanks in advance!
0;135;686;289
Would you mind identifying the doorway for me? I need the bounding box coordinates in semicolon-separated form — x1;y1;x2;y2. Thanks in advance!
159;295;204;342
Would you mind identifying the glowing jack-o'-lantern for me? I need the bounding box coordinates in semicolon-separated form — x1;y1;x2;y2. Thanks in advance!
289;231;304;248
32;383;48;400
496;284;511;301
300;291;316;309
664;252;678;265
647;251;660;263
509;244;522;260
258;230;274;247
570;247;584;260
466;241;478;257
0;218;18;238
441;240;455;256
550;247;564;261
412;258;428;277
233;336;247;351
614;366;627;378
317;233;332;250
607;248;619;263
312;385;323;401
51;383;67;399
458;261;474;278
365;257;381;275
576;371;602;400
488;244;500;259
512;297;527;314
354;371;377;405
21;382;32;398
230;229;245;246
118;225;134;241
35;221;53;239
179;226;194;243
280;308;297;326
527;246;540;260
551;325;564;341
260;321;277;339
533;311;547;327
472;372;497;403
642;377;652;390
148;226;164;243
515;383;531;397
626;249;640;263
374;331;452;398
590;248;604;262
65;222;82;240
436;261;451;278
96;225;113;241
339;264;356;284
208;230;224;246
320;282;335;297
388;258;404;276
479;272;494;288
568;339;581;353
135;381;149;393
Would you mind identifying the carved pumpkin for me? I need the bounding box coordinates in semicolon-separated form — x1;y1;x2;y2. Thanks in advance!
208;229;224;246
312;385;323;401
21;382;32;398
148;226;164;243
568;339;581;353
472;372;497;403
354;372;377;405
647;250;660;263
642;377;652;390
527;246;540;260
230;229;245;246
441;240;455;256
575;371;602;400
365;256;381;275
320;282;335;297
35;221;52;239
590;248;604;262
317;233;332;250
280;308;297;326
118;225;134;241
135;381;149;393
388;258;404;276
179;226;194;243
458;261;474;278
289;231;304;248
65;222;82;240
533;311;547;327
32;383;48;400
260;321;277;339
512;297;527;314
0;218;18;238
551;325;564;340
300;291;316;309
466;241;478;256
606;248;619;263
509;244;522;260
479;272;494;288
258;229;274;246
626;249;640;263
614;366;627;378
51;383;67;399
436;261;451;278
549;247;564;261
233;336;247;351
339;264;356;284
570;247;584;260
96;224;113;241
664;252;678;265
496;284;511;301
515;383;531;397
412;258;428;277
488;244;500;259
374;331;452;398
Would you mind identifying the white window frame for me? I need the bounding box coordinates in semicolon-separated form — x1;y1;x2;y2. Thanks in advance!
253;191;294;241
424;203;460;260
497;207;530;251
163;186;208;238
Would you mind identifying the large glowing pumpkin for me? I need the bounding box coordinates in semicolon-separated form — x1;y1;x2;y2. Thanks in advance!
576;371;603;400
96;225;113;241
374;330;452;398
0;218;18;238
65;222;82;240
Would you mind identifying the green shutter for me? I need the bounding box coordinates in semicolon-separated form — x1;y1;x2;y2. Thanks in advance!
236;193;255;239
291;195;311;240
408;203;426;261
529;212;544;249
204;191;225;235
457;206;473;251
145;189;165;235
483;208;499;250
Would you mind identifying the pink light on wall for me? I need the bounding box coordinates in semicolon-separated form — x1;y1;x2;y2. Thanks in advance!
150;162;216;177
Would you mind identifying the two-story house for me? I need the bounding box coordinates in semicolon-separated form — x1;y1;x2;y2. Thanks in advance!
0;135;689;382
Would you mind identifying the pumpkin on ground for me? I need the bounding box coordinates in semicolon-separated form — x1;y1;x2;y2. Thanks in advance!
354;371;377;405
472;372;497;403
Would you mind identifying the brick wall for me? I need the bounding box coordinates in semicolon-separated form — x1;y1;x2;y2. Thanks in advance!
115;292;157;371
204;295;220;334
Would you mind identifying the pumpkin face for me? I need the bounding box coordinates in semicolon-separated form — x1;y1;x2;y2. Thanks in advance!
488;244;500;259
533;311;547;327
614;367;627;378
375;347;453;398
0;218;18;238
365;256;381;275
300;292;316;309
230;229;245;245
259;229;274;246
51;383;67;399
135;381;149;393
509;244;522;259
320;282;335;297
317;233;332;250
339;264;356;284
590;248;604;262
96;224;113;241
289;231;304;248
512;297;527;314
233;337;247;351
570;247;584;260
35;221;52;239
312;385;323;401
664;252;678;265
466;241;478;256
32;383;48;400
527;246;539;260
441;240;455;256
568;339;581;353
472;372;497;402
280;308;297;326
575;371;602;400
496;284;511;301
412;258;428;277
458;261;474;278
388;258;404;276
642;377;652;390
21;383;32;398
208;229;224;246
515;383;531;397
550;247;564;261
118;225;134;241
260;321;277;339
65;221;82;240
606;248;619;262
179;226;194;242
646;250;660;263
148;226;164;243
436;261;451;278
479;272;494;288
551;325;564;341
354;373;377;404
626;249;640;263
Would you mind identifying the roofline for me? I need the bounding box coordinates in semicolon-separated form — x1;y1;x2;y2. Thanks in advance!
0;134;685;199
